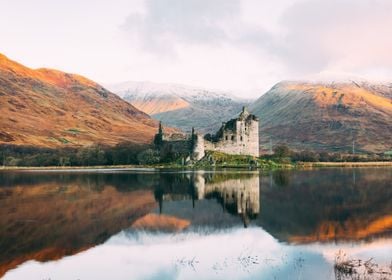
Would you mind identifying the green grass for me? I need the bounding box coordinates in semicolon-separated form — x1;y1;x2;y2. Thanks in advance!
58;137;71;144
193;151;292;169
66;128;82;135
48;136;73;144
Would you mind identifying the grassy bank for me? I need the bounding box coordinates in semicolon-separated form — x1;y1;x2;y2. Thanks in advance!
297;161;392;168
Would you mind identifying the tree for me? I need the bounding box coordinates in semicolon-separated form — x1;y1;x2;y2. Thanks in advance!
137;149;160;165
273;144;291;158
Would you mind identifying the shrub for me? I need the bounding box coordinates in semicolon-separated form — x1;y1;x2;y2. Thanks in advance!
137;149;160;165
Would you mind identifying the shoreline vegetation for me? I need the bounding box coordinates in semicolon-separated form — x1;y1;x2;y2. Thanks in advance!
0;143;391;170
298;161;392;167
334;250;392;280
1;161;392;171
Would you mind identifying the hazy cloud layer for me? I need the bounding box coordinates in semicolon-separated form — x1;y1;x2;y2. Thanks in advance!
122;0;392;78
279;0;392;74
123;0;240;52
2;0;392;96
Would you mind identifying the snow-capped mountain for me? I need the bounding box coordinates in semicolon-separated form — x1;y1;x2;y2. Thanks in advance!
107;81;253;133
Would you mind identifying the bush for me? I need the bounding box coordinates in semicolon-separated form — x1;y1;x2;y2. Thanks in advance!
137;149;160;165
292;150;319;162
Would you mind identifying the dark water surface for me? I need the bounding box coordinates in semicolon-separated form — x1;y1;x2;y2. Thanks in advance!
0;168;391;279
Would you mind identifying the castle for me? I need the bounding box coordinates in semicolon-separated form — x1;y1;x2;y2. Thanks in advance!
154;107;259;161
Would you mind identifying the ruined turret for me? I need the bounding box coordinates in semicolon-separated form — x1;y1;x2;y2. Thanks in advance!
191;128;205;161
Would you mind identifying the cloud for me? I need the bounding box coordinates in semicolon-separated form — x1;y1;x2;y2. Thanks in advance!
121;0;392;88
7;0;391;97
277;0;392;75
122;0;242;54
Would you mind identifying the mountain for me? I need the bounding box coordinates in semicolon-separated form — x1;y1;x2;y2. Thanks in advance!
0;54;160;148
250;80;392;153
107;81;251;133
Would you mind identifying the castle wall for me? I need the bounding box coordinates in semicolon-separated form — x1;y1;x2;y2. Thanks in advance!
204;119;259;157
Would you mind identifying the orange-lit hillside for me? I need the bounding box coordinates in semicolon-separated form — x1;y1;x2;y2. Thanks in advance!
130;95;190;115
250;81;392;153
0;53;161;147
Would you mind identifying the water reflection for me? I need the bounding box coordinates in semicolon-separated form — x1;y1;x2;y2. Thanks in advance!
154;172;259;227
0;168;391;279
260;168;392;243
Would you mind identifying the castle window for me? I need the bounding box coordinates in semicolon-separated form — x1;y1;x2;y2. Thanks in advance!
231;135;234;141
240;136;243;141
225;136;228;140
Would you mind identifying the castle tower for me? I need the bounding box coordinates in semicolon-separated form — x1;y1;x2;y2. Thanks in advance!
192;128;205;161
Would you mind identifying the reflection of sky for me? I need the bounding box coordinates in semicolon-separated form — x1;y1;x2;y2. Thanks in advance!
4;228;392;280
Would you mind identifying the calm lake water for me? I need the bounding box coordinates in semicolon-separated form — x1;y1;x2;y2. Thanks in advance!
0;168;391;280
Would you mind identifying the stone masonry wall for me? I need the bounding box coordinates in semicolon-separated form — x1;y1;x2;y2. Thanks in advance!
204;118;259;157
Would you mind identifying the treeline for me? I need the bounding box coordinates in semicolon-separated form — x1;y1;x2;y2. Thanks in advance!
0;143;152;167
1;143;390;167
269;144;392;163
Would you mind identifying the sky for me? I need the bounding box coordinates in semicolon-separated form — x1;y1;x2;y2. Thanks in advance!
1;0;392;97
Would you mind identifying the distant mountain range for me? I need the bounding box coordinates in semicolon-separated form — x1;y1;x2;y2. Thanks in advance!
1;53;390;154
107;81;251;133
110;80;391;153
0;54;159;148
250;80;392;153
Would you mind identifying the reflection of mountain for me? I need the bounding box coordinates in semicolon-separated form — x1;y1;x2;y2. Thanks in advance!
0;173;157;277
259;168;392;243
154;172;260;227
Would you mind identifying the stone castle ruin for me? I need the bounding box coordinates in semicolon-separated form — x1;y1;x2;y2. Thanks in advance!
154;107;259;161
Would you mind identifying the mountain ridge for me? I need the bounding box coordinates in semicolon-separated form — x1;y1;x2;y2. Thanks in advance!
0;53;161;148
250;80;392;153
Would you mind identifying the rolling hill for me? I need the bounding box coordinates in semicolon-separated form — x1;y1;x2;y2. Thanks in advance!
107;81;250;133
250;80;392;153
0;54;160;148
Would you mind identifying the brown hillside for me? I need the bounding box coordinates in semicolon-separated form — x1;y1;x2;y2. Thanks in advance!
130;94;190;115
250;81;392;153
0;53;160;147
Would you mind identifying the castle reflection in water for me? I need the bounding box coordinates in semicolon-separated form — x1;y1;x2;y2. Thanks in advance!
154;172;260;227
